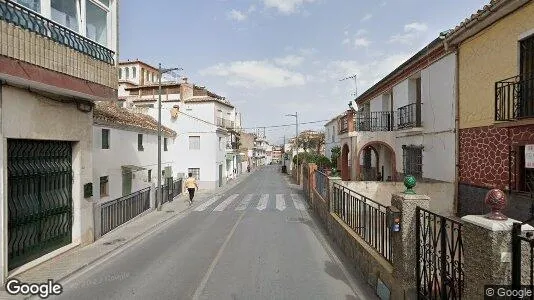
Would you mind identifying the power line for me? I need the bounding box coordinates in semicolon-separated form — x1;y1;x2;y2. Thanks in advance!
240;119;330;130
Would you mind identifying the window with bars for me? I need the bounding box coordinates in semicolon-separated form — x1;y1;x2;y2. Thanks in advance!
164;138;168;151
100;176;108;197
101;128;110;149
402;145;423;179
188;168;200;180
189;136;200;150
148;170;152;182
521;34;534;76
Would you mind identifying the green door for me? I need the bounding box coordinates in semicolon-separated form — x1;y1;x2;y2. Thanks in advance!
122;170;132;196
7;139;73;270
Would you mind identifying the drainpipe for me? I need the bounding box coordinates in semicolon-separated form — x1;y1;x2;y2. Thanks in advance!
452;43;460;215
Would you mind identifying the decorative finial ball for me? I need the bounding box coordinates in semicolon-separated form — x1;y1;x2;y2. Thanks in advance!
404;175;417;189
484;189;508;220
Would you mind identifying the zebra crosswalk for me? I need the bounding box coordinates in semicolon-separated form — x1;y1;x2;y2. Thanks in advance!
192;193;308;213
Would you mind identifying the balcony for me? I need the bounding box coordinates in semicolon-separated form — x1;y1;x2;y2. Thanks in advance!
216;117;235;129
0;0;114;65
397;103;421;129
338;115;349;134
354;111;394;131
495;74;534;121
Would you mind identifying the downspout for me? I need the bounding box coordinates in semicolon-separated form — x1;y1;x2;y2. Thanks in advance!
449;40;461;216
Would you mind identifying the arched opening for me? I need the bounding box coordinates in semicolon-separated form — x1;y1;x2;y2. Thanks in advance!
341;143;350;181
357;141;397;181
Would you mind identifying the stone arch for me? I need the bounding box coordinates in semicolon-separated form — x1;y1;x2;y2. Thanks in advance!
356;141;397;181
341;143;350;181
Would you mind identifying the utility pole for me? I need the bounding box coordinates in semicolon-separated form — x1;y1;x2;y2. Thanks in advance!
286;112;299;183
340;74;358;98
156;63;182;211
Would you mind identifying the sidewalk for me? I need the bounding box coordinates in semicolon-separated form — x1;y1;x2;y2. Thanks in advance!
0;171;252;299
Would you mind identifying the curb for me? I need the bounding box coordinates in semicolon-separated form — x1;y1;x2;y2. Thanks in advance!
51;172;252;286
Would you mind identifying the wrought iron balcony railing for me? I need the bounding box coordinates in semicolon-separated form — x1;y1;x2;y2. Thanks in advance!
338;115;349;134
397;103;421;129
217;117;234;129
0;0;114;65
495;74;534;121
354;111;394;131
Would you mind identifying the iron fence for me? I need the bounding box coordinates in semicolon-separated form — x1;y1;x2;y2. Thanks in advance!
314;170;329;201
512;222;534;296
416;207;464;300
0;0;115;64
101;187;150;236
397;103;421;129
495;74;534;121
172;178;183;198
332;183;391;261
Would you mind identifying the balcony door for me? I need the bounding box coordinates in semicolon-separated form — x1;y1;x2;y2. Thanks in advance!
519;35;534;118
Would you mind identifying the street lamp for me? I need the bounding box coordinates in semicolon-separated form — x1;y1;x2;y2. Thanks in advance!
286;112;299;184
157;63;182;211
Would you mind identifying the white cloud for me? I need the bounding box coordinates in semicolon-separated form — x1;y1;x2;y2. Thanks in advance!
342;38;351;45
274;55;305;67
263;0;315;15
355;29;367;36
199;60;306;88
360;13;372;22
404;22;428;32
380;2;387;7
299;48;319;56
248;5;257;13
389;22;428;45
228;9;247;21
354;38;371;48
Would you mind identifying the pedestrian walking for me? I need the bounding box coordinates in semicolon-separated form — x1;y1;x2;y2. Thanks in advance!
184;173;199;205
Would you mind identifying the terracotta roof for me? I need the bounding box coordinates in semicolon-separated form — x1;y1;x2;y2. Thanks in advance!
183;96;234;108
93;102;176;137
118;60;159;71
445;0;500;38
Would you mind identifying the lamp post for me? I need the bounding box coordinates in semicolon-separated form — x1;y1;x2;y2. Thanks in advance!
286;113;299;183
157;63;182;211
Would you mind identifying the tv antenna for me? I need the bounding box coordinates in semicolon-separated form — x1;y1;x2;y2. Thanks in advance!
339;74;358;97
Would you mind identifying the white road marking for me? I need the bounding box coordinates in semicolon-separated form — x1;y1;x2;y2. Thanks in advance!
213;194;239;211
276;194;286;211
235;194;253;211
256;194;269;211
193;196;221;211
291;194;307;211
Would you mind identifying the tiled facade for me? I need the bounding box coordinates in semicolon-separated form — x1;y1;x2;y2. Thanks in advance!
0;20;117;90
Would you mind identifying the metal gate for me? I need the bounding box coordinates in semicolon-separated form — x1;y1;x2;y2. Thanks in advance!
416;207;464;299
7;139;73;270
511;216;534;297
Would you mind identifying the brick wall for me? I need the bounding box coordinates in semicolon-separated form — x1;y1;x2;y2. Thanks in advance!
0;20;117;89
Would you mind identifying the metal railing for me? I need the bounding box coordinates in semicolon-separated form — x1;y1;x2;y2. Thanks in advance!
0;0;115;64
397;103;421;129
354;111;394;131
495;74;534;121
416;207;464;299
217;117;234;129
332;183;392;261
172;178;183;198
314;170;329;201
101;187;150;236
339;115;349;134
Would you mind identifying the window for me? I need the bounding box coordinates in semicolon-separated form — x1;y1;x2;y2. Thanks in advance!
148;170;152;182
151;73;155;82
132;67;137;78
15;0;40;12
520;35;534;76
99;176;108;197
517;145;534;193
332;126;335;142
51;0;79;32
119;68;122;79
402;145;423;179
189;136;200;150
86;0;108;45
164;138;168;151
101;128;110;149
188;168;200;180
219;137;222;150
125;67;130;79
138;134;144;151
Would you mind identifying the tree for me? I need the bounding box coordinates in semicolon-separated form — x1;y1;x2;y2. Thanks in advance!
330;146;341;168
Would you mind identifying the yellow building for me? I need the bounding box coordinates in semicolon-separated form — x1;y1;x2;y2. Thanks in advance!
444;0;534;219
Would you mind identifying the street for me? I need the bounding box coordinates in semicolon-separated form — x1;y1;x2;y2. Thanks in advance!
54;166;377;300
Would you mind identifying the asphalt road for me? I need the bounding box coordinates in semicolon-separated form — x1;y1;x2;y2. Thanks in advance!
54;166;377;300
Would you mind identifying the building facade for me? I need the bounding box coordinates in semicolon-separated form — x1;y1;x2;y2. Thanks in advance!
338;35;457;214
324;116;341;160
118;71;242;189
92;102;176;202
0;0;118;282
445;0;534;221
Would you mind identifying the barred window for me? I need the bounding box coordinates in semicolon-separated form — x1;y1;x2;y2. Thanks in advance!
100;176;108;197
403;145;423;178
188;168;200;180
164;138;168;151
138;134;144;151
101;128;110;149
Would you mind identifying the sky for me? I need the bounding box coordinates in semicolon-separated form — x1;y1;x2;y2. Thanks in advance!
119;0;489;145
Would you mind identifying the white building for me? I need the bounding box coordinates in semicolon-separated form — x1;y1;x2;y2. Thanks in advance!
253;135;269;166
92;102;177;202
324;115;342;160
338;35;456;214
118;72;242;189
0;0;118;282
